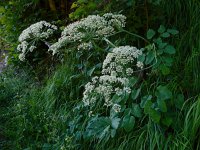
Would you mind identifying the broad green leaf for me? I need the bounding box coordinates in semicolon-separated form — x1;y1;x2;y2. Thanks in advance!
140;95;152;108
87;67;95;76
122;115;135;132
112;94;122;103
161;32;170;38
145;51;155;65
160;65;170;75
86;117;111;140
144;100;153;114
147;29;156;39
158;42;168;49
157;98;167;112
131;88;141;100
149;109;161;123
158;25;166;33
164;45;176;54
156;85;172;100
163;56;173;66
138;54;145;62
111;117;121;129
124;108;132;116
111;129;116;138
129;77;138;87
161;116;173;127
131;104;142;118
167;29;179;35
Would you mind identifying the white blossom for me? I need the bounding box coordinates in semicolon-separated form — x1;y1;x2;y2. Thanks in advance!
112;104;121;113
136;61;144;69
49;13;126;54
17;21;57;61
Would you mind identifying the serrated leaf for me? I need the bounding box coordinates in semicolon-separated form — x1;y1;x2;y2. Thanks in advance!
156;85;172;100
161;32;170;38
147;29;156;39
122;115;135;132
164;45;176;54
132;104;142;118
145;51;155;65
157;98;167;112
167;29;179;35
158;25;166;33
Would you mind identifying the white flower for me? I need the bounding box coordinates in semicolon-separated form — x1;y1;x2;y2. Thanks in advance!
126;68;133;76
112;104;121;113
49;13;126;54
136;61;144;69
77;42;93;50
17;21;57;61
19;53;25;61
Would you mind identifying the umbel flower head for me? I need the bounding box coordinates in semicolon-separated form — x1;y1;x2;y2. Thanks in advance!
49;13;126;55
82;46;143;110
17;21;57;61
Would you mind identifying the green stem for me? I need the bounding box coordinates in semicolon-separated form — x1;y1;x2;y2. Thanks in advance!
103;38;116;48
122;29;150;44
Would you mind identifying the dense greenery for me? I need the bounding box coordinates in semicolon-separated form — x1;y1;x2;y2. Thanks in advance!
0;0;199;150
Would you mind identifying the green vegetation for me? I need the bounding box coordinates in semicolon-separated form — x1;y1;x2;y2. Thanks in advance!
0;0;199;149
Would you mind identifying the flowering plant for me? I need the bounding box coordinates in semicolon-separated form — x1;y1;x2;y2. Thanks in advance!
49;13;126;55
17;21;57;61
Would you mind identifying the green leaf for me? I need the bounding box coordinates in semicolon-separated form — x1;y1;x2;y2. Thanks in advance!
145;51;155;65
158;25;166;33
167;29;179;35
158;42;168;49
122;115;135;132
129;77;138;87
111;94;122;103
111;129;116;138
161;32;170;38
163;56;173;66
124;108;132;116
131;104;142;118
140;95;152;108
161;116;173;127
147;29;156;39
156;85;172;100
157;98;167;112
149;109;161;123
131;88;141;100
144;100;153;114
160;65;170;75
87;67;95;76
174;94;184;109
111;117;121;129
138;54;145;62
164;45;176;54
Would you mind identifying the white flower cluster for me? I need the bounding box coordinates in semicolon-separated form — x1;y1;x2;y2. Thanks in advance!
17;21;57;61
49;13;126;54
102;46;143;75
82;46;143;109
